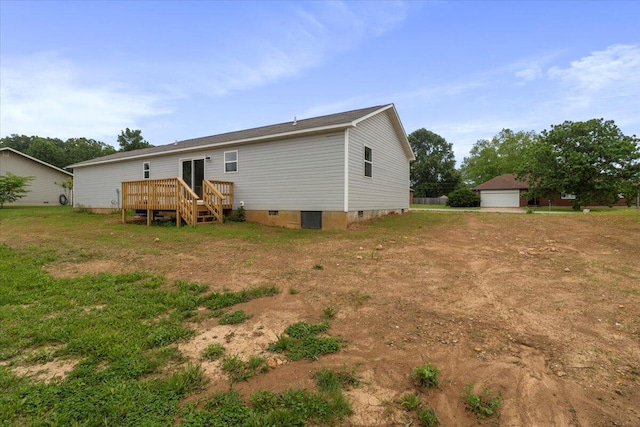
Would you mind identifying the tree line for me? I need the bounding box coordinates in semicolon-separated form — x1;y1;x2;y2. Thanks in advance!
2;119;639;211
0;128;153;170
409;118;640;209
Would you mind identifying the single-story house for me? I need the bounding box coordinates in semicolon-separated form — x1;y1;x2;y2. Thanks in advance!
0;147;73;206
473;173;630;208
68;104;415;229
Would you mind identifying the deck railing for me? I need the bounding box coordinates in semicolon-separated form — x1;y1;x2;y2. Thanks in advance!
121;178;234;226
206;180;234;208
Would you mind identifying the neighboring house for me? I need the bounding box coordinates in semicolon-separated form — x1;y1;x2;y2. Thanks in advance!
0;147;73;206
68;104;415;229
473;173;630;208
472;174;529;208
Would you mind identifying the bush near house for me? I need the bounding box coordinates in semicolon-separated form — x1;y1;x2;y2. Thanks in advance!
446;189;480;207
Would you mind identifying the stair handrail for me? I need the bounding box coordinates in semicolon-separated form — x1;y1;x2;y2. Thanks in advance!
176;177;199;226
202;180;224;223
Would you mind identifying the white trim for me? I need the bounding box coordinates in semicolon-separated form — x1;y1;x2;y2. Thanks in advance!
344;129;349;212
224;150;238;173
351;104;393;126
143;161;150;179
0;147;73;176
364;145;373;178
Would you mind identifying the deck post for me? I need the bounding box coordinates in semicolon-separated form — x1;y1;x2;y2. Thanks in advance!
147;210;152;226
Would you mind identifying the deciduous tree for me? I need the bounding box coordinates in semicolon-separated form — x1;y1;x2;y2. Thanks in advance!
409;129;460;197
461;129;537;186
0;173;34;208
516;119;640;209
117;128;153;152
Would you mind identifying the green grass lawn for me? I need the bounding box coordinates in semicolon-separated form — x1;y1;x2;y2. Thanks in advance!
0;209;357;426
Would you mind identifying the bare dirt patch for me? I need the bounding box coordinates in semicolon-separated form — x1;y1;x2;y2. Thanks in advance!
2;210;639;425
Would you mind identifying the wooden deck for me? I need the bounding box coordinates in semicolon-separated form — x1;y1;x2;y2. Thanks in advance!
121;178;233;226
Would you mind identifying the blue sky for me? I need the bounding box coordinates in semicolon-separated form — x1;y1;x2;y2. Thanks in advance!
1;1;639;164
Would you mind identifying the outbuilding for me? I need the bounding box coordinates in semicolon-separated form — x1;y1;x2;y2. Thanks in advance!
0;147;73;206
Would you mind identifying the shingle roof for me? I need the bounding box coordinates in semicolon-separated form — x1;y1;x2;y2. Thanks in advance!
472;174;529;190
69;104;401;168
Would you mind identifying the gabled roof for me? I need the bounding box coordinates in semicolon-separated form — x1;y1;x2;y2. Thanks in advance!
69;104;414;168
473;174;528;190
0;147;73;176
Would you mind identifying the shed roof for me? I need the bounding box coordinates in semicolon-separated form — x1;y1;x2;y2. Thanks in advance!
473;174;528;190
0;147;73;176
69;104;414;168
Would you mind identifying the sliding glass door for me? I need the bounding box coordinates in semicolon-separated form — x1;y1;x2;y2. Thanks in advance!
181;159;205;198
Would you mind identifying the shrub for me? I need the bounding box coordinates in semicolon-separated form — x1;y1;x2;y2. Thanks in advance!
446;188;480;207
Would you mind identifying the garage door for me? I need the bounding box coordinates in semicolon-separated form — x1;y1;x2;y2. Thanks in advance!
480;190;520;208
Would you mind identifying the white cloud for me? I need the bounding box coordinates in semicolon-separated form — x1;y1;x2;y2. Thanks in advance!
548;44;640;91
515;65;542;81
193;1;408;96
542;44;640;129
0;52;170;140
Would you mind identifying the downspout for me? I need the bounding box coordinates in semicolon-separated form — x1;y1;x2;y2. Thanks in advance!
344;128;349;212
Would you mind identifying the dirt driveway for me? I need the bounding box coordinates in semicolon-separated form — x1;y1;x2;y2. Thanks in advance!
2;208;639;426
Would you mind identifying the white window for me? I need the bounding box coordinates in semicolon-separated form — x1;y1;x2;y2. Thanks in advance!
224;150;238;173
364;146;372;178
143;162;150;179
561;193;576;200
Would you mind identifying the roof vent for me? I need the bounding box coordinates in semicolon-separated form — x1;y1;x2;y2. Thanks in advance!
293;116;297;126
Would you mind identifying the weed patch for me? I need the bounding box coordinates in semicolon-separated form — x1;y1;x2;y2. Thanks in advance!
413;361;440;389
221;354;269;383
400;392;420;411
311;365;361;392
463;384;502;419
417;406;440;426
218;310;252;325
200;344;225;361
323;307;336;319
203;286;278;310
268;322;341;361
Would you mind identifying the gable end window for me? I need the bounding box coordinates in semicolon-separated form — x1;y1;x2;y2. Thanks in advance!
143;162;150;179
364;146;372;178
224;150;238;173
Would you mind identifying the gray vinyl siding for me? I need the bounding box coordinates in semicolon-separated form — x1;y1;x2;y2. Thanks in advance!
348;110;410;210
208;133;345;210
73;132;345;211
74;155;202;208
0;150;71;206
